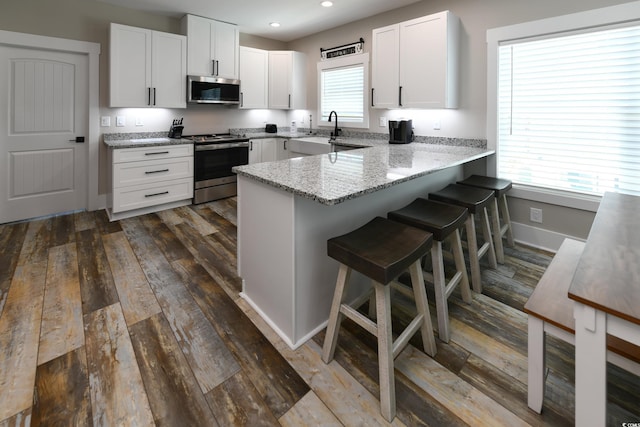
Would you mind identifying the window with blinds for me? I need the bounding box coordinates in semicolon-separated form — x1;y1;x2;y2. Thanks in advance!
497;23;640;197
318;53;369;128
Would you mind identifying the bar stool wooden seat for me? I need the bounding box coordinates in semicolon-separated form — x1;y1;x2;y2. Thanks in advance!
322;216;437;422
457;175;514;264
388;198;472;343
429;183;498;294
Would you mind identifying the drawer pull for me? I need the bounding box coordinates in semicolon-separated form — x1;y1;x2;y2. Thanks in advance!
145;151;169;156
145;191;169;198
145;169;169;174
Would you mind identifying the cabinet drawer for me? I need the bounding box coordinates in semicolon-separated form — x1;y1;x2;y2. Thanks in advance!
112;178;193;213
113;144;193;163
113;157;193;188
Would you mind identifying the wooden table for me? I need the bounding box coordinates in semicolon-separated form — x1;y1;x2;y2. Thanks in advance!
569;192;640;426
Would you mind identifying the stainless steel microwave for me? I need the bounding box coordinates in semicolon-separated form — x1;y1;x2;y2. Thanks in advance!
187;75;241;105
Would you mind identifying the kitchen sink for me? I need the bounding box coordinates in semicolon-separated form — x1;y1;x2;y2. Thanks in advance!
288;137;332;157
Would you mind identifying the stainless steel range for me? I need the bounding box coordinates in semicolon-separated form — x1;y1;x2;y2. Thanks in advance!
184;134;249;204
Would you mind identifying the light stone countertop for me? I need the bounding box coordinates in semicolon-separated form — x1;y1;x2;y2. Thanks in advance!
103;135;192;148
233;143;494;206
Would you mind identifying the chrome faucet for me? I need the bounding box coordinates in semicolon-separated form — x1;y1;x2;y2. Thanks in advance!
328;110;340;141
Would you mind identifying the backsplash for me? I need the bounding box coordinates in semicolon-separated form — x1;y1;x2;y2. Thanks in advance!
231;127;487;148
103;128;486;148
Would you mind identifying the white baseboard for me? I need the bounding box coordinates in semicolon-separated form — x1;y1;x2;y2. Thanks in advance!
239;292;321;350
511;221;585;253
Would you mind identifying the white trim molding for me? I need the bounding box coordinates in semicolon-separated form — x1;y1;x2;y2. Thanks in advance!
511;221;585;253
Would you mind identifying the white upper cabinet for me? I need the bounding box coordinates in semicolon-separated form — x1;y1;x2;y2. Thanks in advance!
268;51;306;110
371;24;400;109
372;10;459;109
182;14;239;79
110;23;187;108
239;47;268;109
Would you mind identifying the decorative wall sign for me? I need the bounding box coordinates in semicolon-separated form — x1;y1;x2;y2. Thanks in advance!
320;38;364;60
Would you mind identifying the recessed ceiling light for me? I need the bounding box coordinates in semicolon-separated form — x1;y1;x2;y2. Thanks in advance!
269;22;281;28
321;1;333;7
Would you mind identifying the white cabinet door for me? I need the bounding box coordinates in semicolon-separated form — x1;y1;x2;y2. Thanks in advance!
151;31;187;108
110;24;186;108
268;51;306;109
371;24;400;109
371;11;459;110
183;14;239;79
213;21;239;79
248;140;261;164
110;24;152;107
276;139;289;160
400;12;458;108
184;15;213;76
269;51;292;109
261;138;278;162
239;47;268;109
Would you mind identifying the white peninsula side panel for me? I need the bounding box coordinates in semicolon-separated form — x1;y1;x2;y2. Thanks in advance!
238;165;461;349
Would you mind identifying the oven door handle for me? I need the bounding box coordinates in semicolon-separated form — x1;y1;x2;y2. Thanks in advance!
195;142;249;151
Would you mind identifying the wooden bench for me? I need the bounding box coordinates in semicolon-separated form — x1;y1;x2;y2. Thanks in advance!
524;238;640;413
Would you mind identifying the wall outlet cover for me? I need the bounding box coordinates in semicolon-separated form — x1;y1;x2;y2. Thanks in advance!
530;207;543;223
100;116;111;127
116;116;125;127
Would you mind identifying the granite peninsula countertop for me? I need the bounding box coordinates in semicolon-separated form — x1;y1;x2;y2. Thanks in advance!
233;143;494;206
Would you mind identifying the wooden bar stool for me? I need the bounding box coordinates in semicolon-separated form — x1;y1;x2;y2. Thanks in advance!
458;175;514;264
388;198;472;343
429;183;498;294
322;216;437;422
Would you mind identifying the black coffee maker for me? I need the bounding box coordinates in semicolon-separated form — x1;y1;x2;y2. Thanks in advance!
388;120;413;144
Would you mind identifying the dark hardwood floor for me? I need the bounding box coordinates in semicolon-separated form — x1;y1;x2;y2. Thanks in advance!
0;199;638;426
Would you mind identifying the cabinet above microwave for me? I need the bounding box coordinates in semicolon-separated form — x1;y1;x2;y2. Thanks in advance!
187;75;241;105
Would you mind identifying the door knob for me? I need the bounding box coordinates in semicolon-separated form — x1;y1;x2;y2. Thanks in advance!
68;136;85;143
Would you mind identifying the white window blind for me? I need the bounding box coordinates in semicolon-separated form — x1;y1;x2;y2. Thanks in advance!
497;23;640;196
320;64;364;124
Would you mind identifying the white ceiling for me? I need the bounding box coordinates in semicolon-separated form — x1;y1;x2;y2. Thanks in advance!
95;0;423;42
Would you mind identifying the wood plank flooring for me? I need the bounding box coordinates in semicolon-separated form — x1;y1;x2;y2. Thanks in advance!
0;198;638;426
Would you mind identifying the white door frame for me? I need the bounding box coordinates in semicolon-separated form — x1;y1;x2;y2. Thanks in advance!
0;30;101;211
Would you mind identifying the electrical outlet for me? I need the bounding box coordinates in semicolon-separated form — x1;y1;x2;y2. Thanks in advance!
530;207;543;223
100;116;111;127
433;119;441;130
116;116;126;127
379;117;387;127
135;117;144;126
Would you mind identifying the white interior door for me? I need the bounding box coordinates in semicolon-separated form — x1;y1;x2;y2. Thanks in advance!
0;46;88;224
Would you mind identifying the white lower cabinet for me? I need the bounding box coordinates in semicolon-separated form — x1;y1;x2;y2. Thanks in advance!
109;144;193;219
248;138;289;163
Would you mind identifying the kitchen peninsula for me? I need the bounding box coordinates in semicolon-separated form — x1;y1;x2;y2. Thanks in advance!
234;141;493;348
